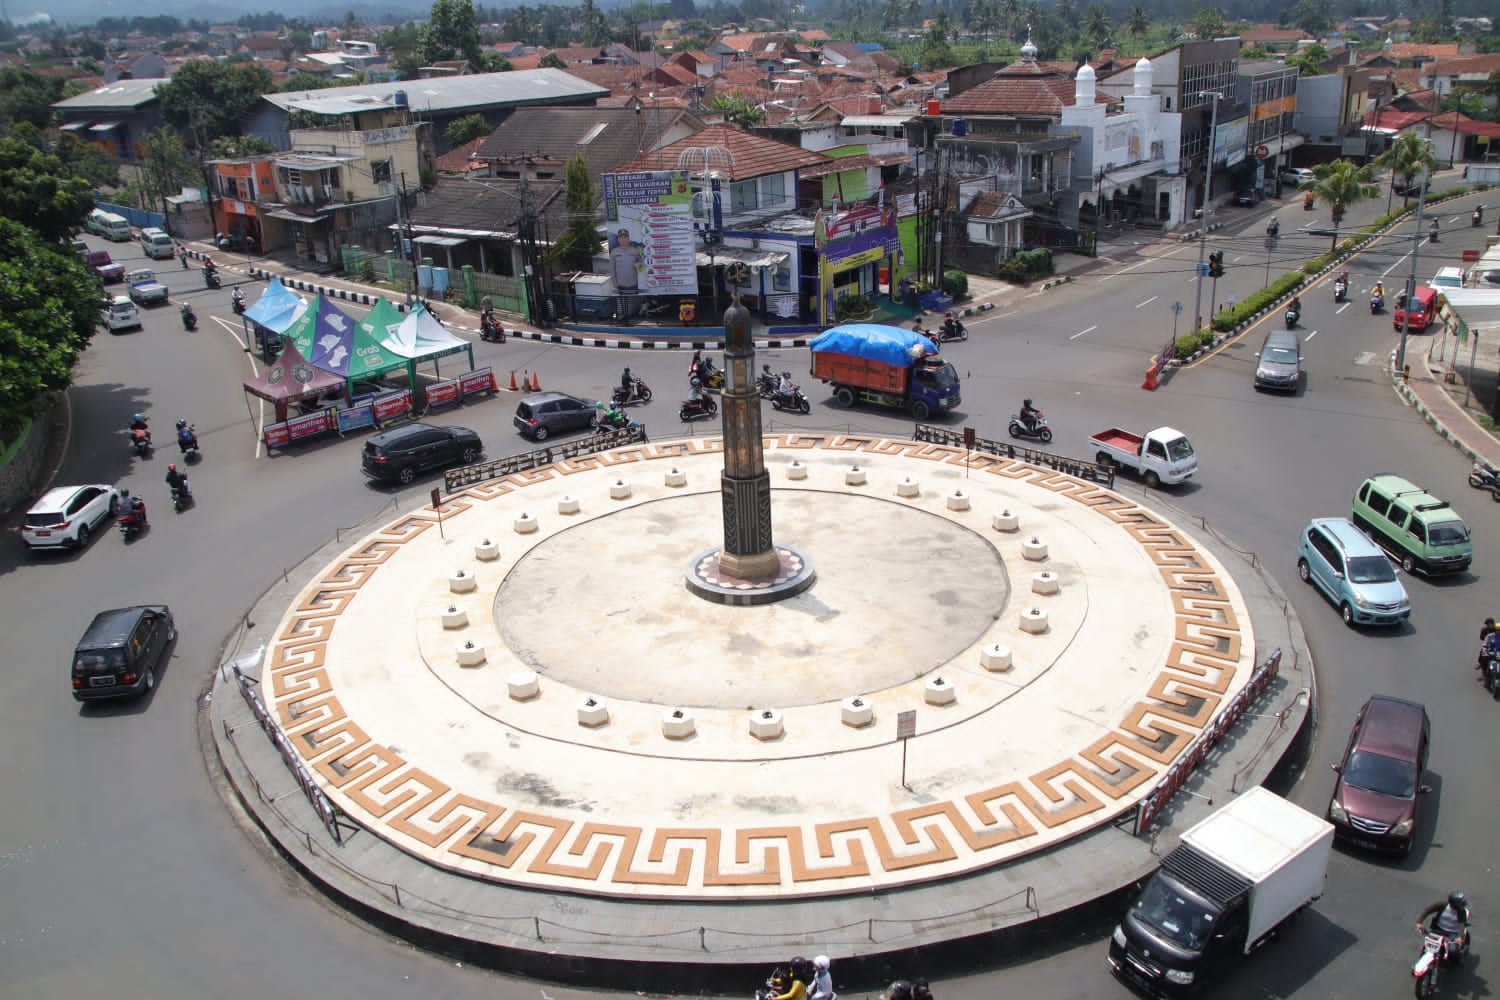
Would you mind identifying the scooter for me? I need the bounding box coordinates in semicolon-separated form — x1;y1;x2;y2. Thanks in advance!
117;499;147;540
770;385;811;414
689;365;725;391
1474;207;1484;227
1266;219;1280;239
1008;411;1053;444
179;249;191;270
130;426;153;458
203;265;222;289
1285;307;1300;329
1468;462;1500;498
679;393;719;421
169;481;193;513
180;304;197;331
479;312;505;343
757;366;779;399
1303;192;1314;211
175;420;201;462
612;378;653;406
934;315;968;343
1481;645;1500;698
1370;292;1384;314
1428;223;1440;244
231;291;246;315
1333;279;1347;303
594;411;633;434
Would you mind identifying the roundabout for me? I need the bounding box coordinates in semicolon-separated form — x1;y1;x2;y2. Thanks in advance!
244;433;1267;914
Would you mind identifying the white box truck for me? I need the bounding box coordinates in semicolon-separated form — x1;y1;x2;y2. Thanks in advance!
1107;786;1333;997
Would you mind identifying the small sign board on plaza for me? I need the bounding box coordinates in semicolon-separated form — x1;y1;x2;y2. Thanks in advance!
896;709;917;740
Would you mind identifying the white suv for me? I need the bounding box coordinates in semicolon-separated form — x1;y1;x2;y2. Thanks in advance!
21;484;120;550
1281;167;1317;186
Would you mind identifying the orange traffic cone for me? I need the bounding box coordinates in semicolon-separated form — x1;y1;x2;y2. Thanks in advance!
521;370;531;391
531;369;541;390
1141;365;1159;391
508;370;519;391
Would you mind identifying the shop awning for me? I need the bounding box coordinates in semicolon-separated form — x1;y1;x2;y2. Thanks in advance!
61;120;91;132
87;122;121;133
266;208;329;223
695;247;790;268
413;235;468;247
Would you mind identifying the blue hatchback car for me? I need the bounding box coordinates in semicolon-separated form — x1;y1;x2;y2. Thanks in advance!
1297;517;1410;627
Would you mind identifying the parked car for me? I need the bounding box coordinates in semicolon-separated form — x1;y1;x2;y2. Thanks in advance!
1280;167;1317;187
1297;517;1410;626
71;605;176;702
1233;189;1256;206
361;422;482;485
1327;694;1430;854
1429;266;1464;289
1253;328;1303;392
513;391;598;441
20;484;120;550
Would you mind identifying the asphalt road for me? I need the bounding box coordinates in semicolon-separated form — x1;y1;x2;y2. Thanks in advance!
3;183;1498;1000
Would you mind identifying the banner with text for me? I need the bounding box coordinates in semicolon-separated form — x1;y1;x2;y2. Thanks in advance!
602;170;697;295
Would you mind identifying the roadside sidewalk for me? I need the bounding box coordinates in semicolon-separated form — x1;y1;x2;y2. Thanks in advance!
1400;336;1500;471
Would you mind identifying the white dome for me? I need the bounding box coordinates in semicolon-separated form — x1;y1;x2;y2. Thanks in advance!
1077;63;1096;80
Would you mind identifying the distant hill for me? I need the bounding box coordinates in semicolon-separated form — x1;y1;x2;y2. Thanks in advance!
36;0;430;29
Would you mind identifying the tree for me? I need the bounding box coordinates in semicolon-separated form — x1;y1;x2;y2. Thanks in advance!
1373;132;1439;212
1082;4;1111;47
445;113;492;147
546;153;602;273
53;133;120;189
1285;43;1328;76
0;138;95;244
417;0;484;67
1124;4;1150;37
1306;159;1379;252
0;67;65;131
138;128;198;218
480;52;514;72
0;219;100;446
539;51;567;69
1188;6;1224;40
708;92;765;127
579;0;610;46
208;135;277;159
157;60;274;143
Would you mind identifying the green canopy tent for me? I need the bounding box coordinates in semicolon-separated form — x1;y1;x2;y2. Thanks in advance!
369;299;475;375
285;293;414;395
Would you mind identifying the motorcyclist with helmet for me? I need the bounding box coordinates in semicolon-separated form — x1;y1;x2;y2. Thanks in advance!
621;366;634;392
809;956;834;1000
770;957;812;1000
117;488;147;527
232;286;246;312
165;462;190;499
1478;618;1500;670
1416;891;1472;957
175;419;198;454
1020;398;1041;433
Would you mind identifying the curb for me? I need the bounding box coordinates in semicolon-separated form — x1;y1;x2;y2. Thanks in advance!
1040;275;1074;290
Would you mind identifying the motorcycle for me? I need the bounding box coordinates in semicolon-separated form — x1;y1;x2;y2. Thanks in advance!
1266;219;1280;239
1481;645;1500;699
203;265;222;289
117;499;147;540
1428;223;1440;244
1413;926;1466;998
593;409;631;433
1370;292;1384;314
1008;411;1053;444
757;366;779;399
770;386;811;414
689;362;725;391
1303;192;1314;211
679;393;719;421
1468;462;1500;497
934;315;968;343
179;249;191;270
612;378;653;406
1285;308;1300;330
175;421;200;462
169;481;193;513
130;426;153;458
1474;207;1484;228
231;291;246;315
1333;280;1348;303
479;312;505;343
180;304;197;331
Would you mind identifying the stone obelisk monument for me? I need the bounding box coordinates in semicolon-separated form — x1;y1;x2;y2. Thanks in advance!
684;294;814;605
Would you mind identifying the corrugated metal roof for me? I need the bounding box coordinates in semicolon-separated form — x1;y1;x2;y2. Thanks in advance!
53;77;163;110
262;68;607;115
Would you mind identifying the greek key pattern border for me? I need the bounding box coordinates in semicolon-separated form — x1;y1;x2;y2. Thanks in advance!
264;435;1246;898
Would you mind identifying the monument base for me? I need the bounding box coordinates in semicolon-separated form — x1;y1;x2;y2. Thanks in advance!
685;544;816;606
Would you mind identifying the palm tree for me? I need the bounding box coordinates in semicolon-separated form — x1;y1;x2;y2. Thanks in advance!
1373;133;1439;212
1305;159;1380;252
1083;3;1112;47
1126;4;1151;37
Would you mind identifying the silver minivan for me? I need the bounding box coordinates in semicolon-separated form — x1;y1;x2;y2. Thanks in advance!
139;227;175;259
1254;329;1302;392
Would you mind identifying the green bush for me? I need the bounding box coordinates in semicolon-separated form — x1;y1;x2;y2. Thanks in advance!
941;268;968;299
1211;273;1305;331
995;247;1054;284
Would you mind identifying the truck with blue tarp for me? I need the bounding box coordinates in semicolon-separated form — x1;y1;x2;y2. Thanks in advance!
808;324;961;420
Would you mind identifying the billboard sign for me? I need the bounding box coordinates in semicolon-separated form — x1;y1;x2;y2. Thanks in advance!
602;170;698;296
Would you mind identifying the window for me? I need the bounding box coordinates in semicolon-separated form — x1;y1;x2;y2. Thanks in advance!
760;172;786;205
1365;492;1390;517
730;179;757;213
371;158;393;184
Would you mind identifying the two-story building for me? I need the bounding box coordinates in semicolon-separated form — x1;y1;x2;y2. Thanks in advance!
52;78;166;163
1289;62;1374;169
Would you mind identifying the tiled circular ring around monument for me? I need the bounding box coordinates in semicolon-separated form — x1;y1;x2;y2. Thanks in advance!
263;434;1252;900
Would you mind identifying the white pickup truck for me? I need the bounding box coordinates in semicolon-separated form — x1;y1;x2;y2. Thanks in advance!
1090;426;1197;487
127;268;169;306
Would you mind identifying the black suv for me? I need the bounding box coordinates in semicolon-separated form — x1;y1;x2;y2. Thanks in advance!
362;423;482;485
72;605;176;702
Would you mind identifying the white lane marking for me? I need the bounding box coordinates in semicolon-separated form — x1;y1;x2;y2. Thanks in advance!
1135;296;1158;309
1070;325;1098;340
1336;303;1350;314
1304;329;1319;341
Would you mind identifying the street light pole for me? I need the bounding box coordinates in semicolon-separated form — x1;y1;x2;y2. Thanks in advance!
1191;92;1222;335
1396;193;1431;377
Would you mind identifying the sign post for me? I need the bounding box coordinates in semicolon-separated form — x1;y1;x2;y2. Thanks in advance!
430;487;445;539
896;709;917;790
963;426;976;477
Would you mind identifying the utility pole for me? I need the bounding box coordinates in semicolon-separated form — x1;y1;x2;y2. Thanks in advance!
397;172;418;305
1191;92;1221;335
1396;193;1431;376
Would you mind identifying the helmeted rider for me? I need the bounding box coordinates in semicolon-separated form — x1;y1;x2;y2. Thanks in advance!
1417;891;1472;954
1020;398;1040;432
165;463;189;497
778;370;795;396
118;488;146;524
885;981;914;1000
809;956;834;1000
1480;621;1500;670
943;312;963;339
1372;280;1384;298
1266;218;1279;237
1289;295;1302;315
232;286;245;307
129;412;149;432
771;958;811;1000
176;420;197;452
621;366;634;392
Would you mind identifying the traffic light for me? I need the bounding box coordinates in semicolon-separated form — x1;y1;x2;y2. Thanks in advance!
1208;251;1225;278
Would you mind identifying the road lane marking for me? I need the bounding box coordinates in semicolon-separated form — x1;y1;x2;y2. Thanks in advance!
1336;303;1350;314
1070;325;1098;340
1305;329;1319;340
1136;296;1158;309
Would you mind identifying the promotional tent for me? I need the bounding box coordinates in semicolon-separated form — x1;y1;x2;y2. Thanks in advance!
283;294;410;391
241;337;344;426
375;300;474;371
243;276;309;333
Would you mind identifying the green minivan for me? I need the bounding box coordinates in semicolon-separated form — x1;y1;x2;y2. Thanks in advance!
1351;475;1471;575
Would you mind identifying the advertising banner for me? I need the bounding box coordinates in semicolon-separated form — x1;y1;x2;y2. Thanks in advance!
1214;117;1249;168
287;409;333;442
424;379;460;409
372;390;413;424
601;170;697;295
459;368;496;397
336;403;375;434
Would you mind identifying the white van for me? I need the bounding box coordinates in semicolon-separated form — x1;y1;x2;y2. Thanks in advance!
1430;266;1465;289
139;227;175;259
103;295;141;333
87;209;132;242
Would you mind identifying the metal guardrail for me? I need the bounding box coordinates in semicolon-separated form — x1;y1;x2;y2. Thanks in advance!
912;424;1117;488
442;423;650;493
233;666;349;846
1132;648;1283;836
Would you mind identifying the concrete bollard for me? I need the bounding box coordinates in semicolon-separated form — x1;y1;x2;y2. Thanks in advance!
749;709;784;740
1021;536;1049;561
662;708;695;739
513;512;539;534
841;696;874;727
1019;607;1049;634
609;479;632;500
845;466;867;486
924;675;957;705
980;643;1013;672
896;477;921;498
577;696;609;727
507;670;540;701
441;605;469;630
456;640;487;667
664;467;688;488
1031;570;1060;595
557;495;581;515
787;460;808;481
449;569;477;594
993;509;1020;532
474;538;500;561
947;490;971;511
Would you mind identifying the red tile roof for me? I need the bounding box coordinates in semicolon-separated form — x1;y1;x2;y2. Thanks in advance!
1429;110;1500;138
612;122;828;179
967;190;1021;218
433;136;486;173
942;64;1087;115
1365;107;1434;130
